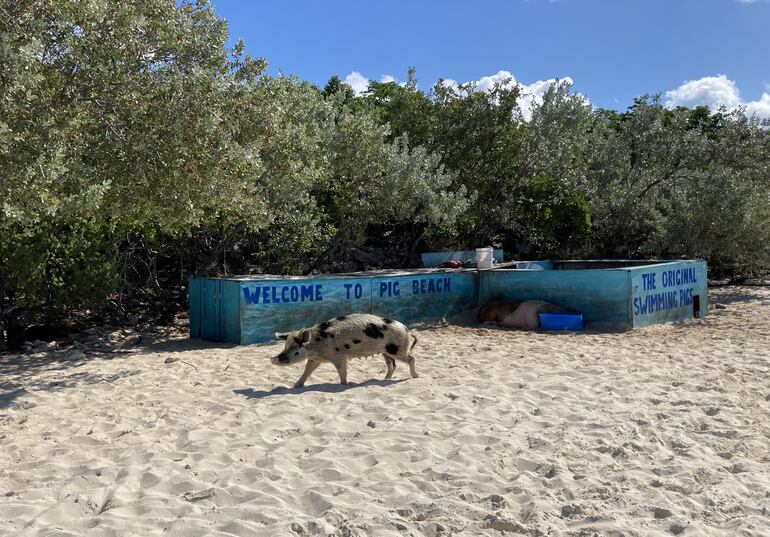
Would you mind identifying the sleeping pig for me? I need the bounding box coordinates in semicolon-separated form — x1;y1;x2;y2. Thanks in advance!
479;300;569;330
272;313;418;387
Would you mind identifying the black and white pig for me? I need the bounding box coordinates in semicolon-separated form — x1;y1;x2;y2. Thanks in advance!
272;313;418;387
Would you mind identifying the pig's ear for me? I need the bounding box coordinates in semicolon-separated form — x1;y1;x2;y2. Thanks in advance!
276;332;289;341
298;329;311;344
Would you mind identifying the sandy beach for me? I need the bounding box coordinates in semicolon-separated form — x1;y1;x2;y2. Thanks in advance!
1;286;769;537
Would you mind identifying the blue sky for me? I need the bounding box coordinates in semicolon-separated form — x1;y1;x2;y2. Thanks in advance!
212;0;770;117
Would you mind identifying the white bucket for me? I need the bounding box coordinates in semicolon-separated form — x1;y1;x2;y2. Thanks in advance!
475;247;494;269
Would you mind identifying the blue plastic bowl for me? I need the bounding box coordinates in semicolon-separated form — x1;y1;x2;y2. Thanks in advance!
539;313;584;331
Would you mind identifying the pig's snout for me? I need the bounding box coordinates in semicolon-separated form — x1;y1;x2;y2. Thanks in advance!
273;352;291;365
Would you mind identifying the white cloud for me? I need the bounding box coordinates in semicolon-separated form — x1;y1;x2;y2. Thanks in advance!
344;72;402;94
346;69;585;120
664;75;742;109
343;71;369;96
664;74;770;118
519;76;577;120
459;70;581;120
436;78;460;94
474;70;518;93
745;92;770;118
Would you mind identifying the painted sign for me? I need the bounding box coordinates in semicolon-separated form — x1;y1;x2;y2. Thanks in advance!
242;283;324;305
630;261;708;327
237;272;477;345
479;260;708;328
189;260;708;344
371;274;476;326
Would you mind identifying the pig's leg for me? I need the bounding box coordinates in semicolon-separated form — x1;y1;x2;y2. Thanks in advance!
393;351;418;379
294;359;321;388
382;355;396;379
332;359;348;385
406;355;418;378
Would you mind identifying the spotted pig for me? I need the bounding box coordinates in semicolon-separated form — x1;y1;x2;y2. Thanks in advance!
272;313;418;387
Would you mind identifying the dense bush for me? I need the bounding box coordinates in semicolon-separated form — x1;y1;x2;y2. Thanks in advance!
1;0;768;333
585;98;770;274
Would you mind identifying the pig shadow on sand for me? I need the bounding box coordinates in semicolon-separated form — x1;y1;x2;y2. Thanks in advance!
234;378;407;399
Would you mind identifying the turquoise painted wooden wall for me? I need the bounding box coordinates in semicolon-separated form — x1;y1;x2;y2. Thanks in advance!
479;268;633;324
628;260;708;327
369;273;477;326
188;278;241;342
190;271;478;344
479;260;708;327
189;260;708;344
239;276;372;345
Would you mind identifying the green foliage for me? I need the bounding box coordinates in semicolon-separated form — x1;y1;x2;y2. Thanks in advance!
1;0;268;229
1;1;769;326
247;76;467;274
1;0;274;317
321;75;355;102
363;73;434;148
361;74;596;255
585;97;770;275
0;219;116;319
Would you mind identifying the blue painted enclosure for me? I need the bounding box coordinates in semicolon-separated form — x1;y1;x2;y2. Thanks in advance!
190;259;707;344
421;249;504;267
479;260;708;327
190;270;478;345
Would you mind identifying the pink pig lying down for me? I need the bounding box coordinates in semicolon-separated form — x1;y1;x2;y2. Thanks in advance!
272;313;418;388
479;300;569;330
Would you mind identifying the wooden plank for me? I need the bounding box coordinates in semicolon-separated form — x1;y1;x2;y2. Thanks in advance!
553;259;669;270
201;278;221;341
221;280;241;344
188;278;202;339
